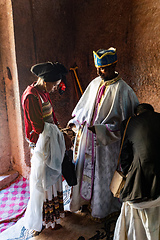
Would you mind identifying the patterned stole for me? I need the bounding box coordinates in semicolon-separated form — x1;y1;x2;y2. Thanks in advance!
73;124;84;163
80;75;120;200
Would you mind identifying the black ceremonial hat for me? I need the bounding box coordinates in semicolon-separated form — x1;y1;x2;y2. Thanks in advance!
31;62;67;82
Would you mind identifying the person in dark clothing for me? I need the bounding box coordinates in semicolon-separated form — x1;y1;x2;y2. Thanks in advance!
113;103;160;240
120;103;160;202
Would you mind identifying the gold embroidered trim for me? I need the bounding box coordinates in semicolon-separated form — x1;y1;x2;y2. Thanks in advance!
101;75;120;87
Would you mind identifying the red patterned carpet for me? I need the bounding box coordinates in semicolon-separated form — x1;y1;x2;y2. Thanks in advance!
0;176;30;233
0;176;71;235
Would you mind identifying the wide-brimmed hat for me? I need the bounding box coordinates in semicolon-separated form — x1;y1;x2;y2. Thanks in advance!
31;61;68;82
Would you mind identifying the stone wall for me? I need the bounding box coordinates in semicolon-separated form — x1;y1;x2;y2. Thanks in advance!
72;0;160;112
0;0;160;178
11;0;76;171
0;0;28;176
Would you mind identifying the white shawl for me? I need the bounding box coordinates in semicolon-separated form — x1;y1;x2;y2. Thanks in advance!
24;122;65;231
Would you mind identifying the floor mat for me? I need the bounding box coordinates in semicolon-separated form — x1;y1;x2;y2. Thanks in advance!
0;176;71;236
0;176;30;233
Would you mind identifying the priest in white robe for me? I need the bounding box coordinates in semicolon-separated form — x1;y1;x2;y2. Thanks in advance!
68;47;139;219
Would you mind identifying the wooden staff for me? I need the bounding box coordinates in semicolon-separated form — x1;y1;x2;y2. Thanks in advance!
70;66;83;95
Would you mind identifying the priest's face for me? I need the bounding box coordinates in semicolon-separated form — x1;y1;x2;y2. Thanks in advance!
96;64;116;81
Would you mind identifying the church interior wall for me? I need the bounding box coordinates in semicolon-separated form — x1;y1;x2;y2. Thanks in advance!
0;0;159;178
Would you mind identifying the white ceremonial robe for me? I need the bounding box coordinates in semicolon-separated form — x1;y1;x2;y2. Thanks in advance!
24;122;65;231
68;75;139;219
114;197;160;240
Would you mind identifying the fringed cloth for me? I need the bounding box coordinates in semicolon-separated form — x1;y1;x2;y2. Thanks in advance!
43;179;65;229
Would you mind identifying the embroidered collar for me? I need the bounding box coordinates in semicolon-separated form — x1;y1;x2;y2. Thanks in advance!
100;74;120;87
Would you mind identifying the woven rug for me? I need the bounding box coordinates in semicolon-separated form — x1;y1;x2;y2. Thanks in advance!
0;176;30;233
0;177;71;239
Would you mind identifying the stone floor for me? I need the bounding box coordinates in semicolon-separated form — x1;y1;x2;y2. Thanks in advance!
32;211;105;240
0;208;119;240
30;210;119;240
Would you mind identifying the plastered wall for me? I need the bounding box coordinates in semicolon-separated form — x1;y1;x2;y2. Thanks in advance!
0;0;160;178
